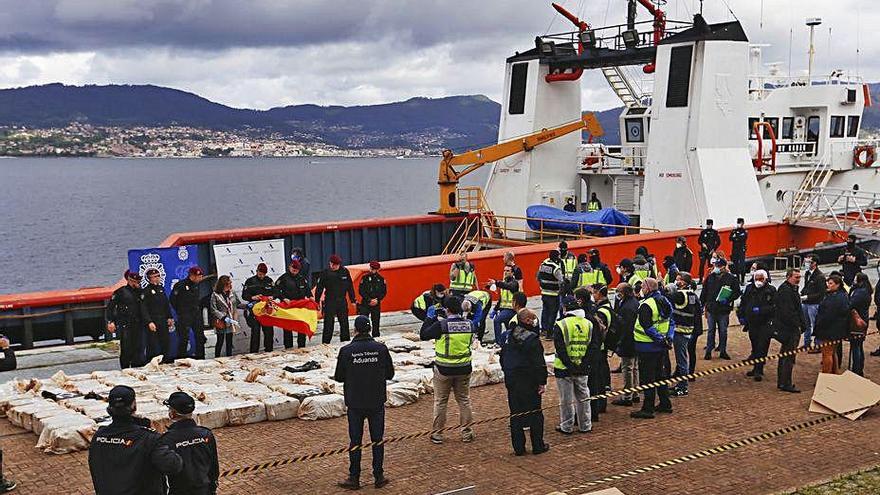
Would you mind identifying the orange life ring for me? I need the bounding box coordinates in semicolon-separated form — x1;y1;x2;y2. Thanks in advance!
854;145;876;167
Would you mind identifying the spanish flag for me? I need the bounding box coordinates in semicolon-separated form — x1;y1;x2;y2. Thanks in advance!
252;298;319;337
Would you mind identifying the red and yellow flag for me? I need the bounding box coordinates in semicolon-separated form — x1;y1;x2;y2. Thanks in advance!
252;298;319;337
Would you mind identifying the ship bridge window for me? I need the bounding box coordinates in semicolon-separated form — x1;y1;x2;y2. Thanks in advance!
625;118;645;143
508;63;528;115
830;116;845;138
665;45;693;108
847;116;860;138
781;117;794;139
807;116;820;142
764;118;779;139
748;117;760;140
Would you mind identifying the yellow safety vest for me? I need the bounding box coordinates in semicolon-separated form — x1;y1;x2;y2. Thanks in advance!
634;268;651;280
412;291;430;310
634;297;670;343
561;254;577;279
434;318;474;367
499;288;514;309
450;265;476;292
577;269;606;289
587;200;601;212
628;273;643;287
553;316;592;370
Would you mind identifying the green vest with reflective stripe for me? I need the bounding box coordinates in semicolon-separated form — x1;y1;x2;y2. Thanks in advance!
587;200;601;212
671;289;696;334
450;265;476;292
561;255;577;279
466;290;490;307
634;268;650;280
628;273;643;287
553;316;592;370
577;269;606;289
499;288;514;309
434;318;474;367
634;297;670;343
412;291;430;310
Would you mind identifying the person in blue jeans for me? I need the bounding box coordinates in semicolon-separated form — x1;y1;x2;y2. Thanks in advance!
800;255;825;349
667;273;700;396
699;259;740;360
489;266;520;345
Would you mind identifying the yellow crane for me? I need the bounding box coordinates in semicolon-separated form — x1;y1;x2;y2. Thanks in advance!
436;113;603;215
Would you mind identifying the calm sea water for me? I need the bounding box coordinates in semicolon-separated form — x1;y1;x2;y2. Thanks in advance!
0;157;488;294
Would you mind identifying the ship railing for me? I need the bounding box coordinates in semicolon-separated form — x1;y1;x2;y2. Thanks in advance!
540;19;692;53
785;186;880;231
579;145;646;174
491;214;659;243
748;73;864;100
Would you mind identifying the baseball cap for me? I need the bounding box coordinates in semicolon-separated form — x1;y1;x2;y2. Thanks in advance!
163;391;196;414
256;263;268;273
329;254;343;265
188;266;204;276
562;295;579;310
354;315;371;333
124;270;142;281
108;385;136;409
369;260;380;270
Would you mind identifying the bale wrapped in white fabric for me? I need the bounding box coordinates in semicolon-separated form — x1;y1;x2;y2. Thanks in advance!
484;363;505;384
8;400;59;431
32;407;72;435
194;403;229;429
298;394;346;420
65;380;109;396
392;369;434;394
225;401;268;425
385;382;420;407
49;370;70;386
0;395;32;418
261;394;300;421
468;369;490;388
268;383;324;401
224;382;274;400
35;415;96;454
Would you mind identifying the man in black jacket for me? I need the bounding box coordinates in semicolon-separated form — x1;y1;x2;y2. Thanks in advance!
838;234;868;286
729;218;749;285
672;236;694;274
0;335;16;493
160;392;219;495
699;259;740;360
89;386;183;495
358;261;387;337
800;255;825;349
697;219;721;281
315;254;357;344
242;263;277;353
737;270;775;381
611;283;640;406
588;248;614;290
107;270;145;368
274;259;312;349
170;266;205;361
140;268;175;363
774;268;806;392
500;309;549;456
334;316;394;490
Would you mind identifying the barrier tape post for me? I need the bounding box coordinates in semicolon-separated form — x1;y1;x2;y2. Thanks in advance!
218;332;875;479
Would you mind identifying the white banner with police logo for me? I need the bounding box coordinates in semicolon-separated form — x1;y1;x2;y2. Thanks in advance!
212;239;286;351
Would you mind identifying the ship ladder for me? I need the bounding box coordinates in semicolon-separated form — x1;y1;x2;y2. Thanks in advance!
601;67;641;107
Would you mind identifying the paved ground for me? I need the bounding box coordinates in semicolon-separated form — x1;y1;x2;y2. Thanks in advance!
2;319;879;495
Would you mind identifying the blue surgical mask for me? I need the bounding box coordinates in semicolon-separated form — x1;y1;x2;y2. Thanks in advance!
712;267;720;274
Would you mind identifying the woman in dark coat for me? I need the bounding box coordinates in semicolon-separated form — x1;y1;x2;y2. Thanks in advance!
848;272;871;376
814;274;849;374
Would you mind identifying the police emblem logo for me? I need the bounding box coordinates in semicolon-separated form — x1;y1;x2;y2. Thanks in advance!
178;247;189;261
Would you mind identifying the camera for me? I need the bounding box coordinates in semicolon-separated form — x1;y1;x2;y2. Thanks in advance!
435;308;448;319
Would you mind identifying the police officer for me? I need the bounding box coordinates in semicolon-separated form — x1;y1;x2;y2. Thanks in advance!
358;261;387;337
140;268;175;363
420;296;476;444
449;252;477;297
572;254;606;290
587;192;602;212
315;254;357;344
171;266;205;360
631;278;675;419
488;265;519;344
729;218;749;285
107;270;144;368
243;263;277;353
89;385;183;495
334;316;394;490
160;392;219;495
588;248;614;288
667;273;699;396
411;284;447;322
553;296;593;434
738;269;776;381
463;289;491;343
537;250;564;338
563;197;577;212
697;219;721;281
275;259;312;349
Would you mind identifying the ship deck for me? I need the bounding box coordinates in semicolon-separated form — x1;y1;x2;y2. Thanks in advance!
2;316;878;495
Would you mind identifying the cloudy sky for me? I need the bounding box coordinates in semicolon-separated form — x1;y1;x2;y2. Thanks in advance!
0;0;873;110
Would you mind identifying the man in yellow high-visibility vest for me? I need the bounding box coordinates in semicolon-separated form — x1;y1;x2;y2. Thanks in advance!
449;252;477;297
631;278;675;420
552;296;593;434
488;265;520;345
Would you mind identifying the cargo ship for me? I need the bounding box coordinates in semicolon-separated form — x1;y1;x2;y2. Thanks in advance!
1;1;876;349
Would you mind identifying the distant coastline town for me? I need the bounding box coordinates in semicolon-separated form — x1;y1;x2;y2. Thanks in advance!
0;124;433;158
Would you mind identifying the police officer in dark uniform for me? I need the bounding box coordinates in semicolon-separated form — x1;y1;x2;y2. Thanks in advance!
358;261;387;337
697;219;721;282
729;218;749;285
107;270;145;369
334;316;394;490
89;385;183;495
170;266;205;360
140;268;175;363
315;254;357;344
160;392;219;495
274;259;312;349
243;263;277;353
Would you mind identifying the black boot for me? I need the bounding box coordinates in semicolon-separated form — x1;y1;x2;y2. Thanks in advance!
338;477;360;491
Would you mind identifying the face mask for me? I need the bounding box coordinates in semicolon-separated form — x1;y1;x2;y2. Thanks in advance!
712;268;720;274
616;267;622;274
737;223;744;228
676;243;682;248
710;258;718;265
755;280;765;288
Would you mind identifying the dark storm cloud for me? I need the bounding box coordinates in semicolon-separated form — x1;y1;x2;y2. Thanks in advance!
0;0;550;53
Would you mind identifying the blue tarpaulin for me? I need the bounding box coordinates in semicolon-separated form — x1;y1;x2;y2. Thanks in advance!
526;205;631;236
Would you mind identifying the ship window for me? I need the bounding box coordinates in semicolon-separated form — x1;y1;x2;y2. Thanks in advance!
830;116;845;138
665;45;693;108
764;118;779;139
781;117;794;139
847;116;860;137
748;117;760;140
508;63;528;115
807;116;820;142
625;118;645;143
